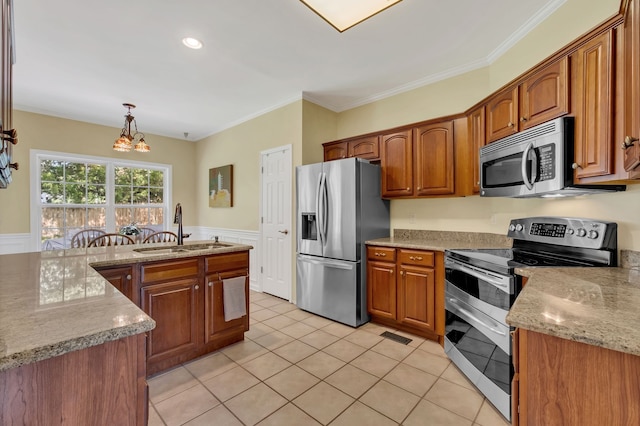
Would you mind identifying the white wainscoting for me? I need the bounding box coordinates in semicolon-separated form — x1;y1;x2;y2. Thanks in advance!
0;233;33;254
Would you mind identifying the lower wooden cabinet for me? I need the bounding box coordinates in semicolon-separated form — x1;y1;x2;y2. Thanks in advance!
366;245;443;341
512;328;640;425
95;265;135;302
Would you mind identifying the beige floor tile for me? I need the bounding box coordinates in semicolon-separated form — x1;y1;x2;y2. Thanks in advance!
184;352;237;382
202;366;260;402
402;348;451;376
297;351;346;379
251;308;280;322
424;378;484;421
264;365;320;400
262;314;298;330
147;404;164;426
183;405;243;426
403;399;473;426
148;366;199;403
269;302;299;314
324;364;379;399
284;308;313;321
257;403;321;426
441;363;476;391
244;322;275;340
322;322;356;338
343;329;385;348
359;380;420;423
322;339;367;363
418;338;448;358
280;321;316;339
383;363;438;397
474;400;510;426
242;352;292;381
250;302;265;313
250;291;269;301
154;384;220;426
273;340;318;363
226;383;288;426
299;329;341;349
302;315;334;329
359;322;395;335
253;330;296;351
393;330;426;348
250;317;259;326
221;340;269;364
330;401;397;426
350;350;399;378
254;297;284;308
293;381;355;425
370;338;416;361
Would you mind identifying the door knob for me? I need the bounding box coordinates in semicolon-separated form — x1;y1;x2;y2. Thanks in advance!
278;229;289;235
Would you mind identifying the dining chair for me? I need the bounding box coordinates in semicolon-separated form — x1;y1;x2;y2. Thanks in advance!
70;229;107;248
143;231;178;243
87;233;136;247
137;227;157;241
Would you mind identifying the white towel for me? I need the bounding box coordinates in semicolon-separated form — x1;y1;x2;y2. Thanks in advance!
223;276;247;321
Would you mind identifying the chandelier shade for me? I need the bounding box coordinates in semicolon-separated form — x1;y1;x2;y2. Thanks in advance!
113;103;150;153
300;0;402;32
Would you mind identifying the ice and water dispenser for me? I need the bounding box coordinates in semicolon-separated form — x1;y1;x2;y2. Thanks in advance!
301;213;317;241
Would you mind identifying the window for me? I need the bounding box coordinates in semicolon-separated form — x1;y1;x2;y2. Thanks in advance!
31;150;171;250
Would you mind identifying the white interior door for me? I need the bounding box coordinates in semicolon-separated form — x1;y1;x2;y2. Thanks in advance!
260;145;292;300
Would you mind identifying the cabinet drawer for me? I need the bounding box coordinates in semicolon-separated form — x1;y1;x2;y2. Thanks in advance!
367;246;396;262
398;250;434;267
205;252;249;273
141;259;200;284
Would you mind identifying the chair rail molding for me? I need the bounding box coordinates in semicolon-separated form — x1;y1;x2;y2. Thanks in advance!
0;233;32;254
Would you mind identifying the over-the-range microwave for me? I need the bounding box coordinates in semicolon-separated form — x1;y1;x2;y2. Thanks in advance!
479;116;625;198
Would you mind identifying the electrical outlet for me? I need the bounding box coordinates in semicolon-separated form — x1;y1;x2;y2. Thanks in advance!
490;214;497;225
409;213;417;224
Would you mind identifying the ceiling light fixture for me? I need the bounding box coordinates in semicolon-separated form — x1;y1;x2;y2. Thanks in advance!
182;37;203;49
300;0;402;32
113;103;150;153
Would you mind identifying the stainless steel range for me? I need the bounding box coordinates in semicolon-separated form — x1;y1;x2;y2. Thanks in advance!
444;217;617;421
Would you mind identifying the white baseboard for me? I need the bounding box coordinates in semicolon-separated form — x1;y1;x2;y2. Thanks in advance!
0;233;33;254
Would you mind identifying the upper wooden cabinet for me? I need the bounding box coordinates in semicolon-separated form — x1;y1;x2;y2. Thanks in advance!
414;121;455;196
623;0;640;171
486;58;569;143
381;130;413;197
468;106;486;194
323;136;380;162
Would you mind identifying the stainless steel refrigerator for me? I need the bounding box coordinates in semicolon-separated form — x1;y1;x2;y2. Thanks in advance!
296;157;390;327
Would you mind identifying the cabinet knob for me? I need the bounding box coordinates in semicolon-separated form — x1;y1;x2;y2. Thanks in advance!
126;274;132;280
208;281;213;287
390;269;393;274
401;271;405;276
417;187;421;191
520;117;527;122
571;162;582;170
622;135;638;149
406;187;410;191
508;122;514;128
194;285;200;290
375;252;386;257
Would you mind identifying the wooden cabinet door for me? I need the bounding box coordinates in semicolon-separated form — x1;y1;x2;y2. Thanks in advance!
571;30;614;180
348;136;379;160
324;142;348;161
623;0;640;171
95;265;135;302
468;106;486;194
520;57;569;130
397;265;435;333
381;130;413;197
205;269;248;342
367;260;397;320
141;278;201;363
486;86;519;143
414;121;455;196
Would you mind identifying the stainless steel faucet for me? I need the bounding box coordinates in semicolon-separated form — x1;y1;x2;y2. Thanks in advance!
174;203;184;245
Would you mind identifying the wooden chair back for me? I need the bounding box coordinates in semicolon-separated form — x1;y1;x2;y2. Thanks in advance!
70;229;107;248
88;233;136;247
143;231;178;244
137;227;157;241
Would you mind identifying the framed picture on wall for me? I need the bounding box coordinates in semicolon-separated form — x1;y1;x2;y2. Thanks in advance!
209;165;233;207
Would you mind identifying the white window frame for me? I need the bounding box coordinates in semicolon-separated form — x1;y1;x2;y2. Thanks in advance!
30;149;172;251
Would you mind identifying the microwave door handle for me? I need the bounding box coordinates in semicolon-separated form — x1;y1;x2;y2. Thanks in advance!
531;146;538;184
521;142;534;190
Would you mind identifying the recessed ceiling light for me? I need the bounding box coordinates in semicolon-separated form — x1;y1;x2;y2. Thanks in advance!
300;0;402;32
182;37;203;49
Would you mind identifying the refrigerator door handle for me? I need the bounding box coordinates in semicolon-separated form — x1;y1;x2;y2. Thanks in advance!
315;173;324;247
297;254;355;270
319;172;328;246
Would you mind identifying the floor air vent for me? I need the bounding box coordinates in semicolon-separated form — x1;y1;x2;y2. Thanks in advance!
380;331;412;345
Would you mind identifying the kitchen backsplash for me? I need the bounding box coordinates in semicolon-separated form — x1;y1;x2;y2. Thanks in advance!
620;250;640;269
393;229;513;247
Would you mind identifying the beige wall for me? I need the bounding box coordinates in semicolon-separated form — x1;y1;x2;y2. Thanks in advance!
0;110;197;234
302;100;337;165
194;100;303;231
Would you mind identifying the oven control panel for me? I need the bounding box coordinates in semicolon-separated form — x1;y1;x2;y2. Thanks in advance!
507;217;617;250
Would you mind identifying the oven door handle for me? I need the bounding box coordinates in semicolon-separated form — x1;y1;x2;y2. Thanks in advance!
446;258;511;291
447;297;507;337
521;142;534;190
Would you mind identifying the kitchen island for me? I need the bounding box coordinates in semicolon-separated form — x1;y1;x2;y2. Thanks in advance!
0;240;252;425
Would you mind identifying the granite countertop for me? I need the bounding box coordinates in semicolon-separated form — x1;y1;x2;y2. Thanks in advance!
0;240;252;371
506;265;640;356
366;229;513;251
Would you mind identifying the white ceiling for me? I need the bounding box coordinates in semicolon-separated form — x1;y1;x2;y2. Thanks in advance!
13;0;563;141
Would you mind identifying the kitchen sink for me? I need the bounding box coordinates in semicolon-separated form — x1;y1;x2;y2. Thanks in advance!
133;242;232;254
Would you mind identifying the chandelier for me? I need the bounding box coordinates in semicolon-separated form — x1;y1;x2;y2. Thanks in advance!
113;103;150;153
300;0;402;32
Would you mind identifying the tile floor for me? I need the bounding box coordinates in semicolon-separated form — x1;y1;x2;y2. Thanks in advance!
147;291;511;426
